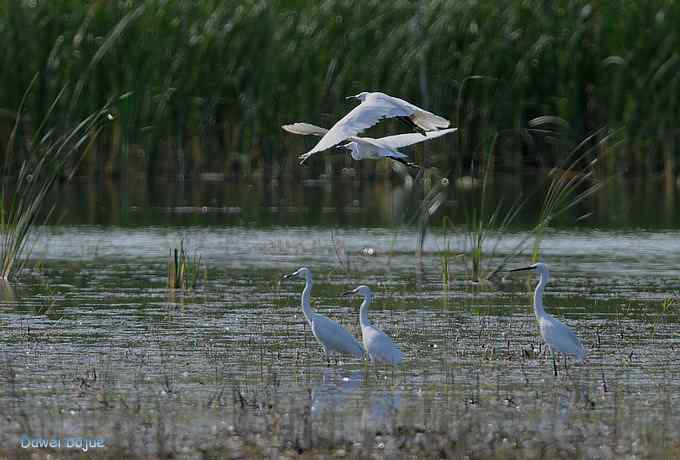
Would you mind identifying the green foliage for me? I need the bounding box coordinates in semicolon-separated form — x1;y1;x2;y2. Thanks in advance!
0;1;678;177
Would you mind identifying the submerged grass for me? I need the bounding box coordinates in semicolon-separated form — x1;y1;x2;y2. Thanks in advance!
2;237;680;459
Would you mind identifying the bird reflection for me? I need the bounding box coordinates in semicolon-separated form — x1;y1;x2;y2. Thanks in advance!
311;368;363;415
310;368;401;432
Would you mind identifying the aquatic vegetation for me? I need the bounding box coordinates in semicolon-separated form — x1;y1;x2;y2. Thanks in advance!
166;240;203;289
0;78;110;281
1;230;680;458
1;1;678;178
531;121;622;259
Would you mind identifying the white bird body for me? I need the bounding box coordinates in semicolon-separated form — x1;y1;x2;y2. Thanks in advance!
344;285;403;365
309;312;364;357
294;91;450;163
512;263;585;361
282;122;456;165
283;267;364;359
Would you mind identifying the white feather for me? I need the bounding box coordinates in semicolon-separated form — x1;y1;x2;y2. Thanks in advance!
284;121;455;165
346;285;403;365
515;262;586;362
376;128;457;150
300;91;450;160
284;267;364;359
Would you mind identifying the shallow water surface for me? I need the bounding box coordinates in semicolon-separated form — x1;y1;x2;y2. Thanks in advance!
2;179;680;458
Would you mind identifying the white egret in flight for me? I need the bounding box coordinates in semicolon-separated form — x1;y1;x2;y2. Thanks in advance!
343;285;403;365
510;262;585;374
282;267;364;361
297;91;450;163
282;122;456;166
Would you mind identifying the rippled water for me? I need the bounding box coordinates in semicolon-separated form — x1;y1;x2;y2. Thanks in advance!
2;177;680;458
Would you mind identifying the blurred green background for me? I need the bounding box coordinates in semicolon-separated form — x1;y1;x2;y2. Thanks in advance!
1;0;678;180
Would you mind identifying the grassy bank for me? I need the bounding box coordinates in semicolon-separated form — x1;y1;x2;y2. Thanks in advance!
1;0;678;179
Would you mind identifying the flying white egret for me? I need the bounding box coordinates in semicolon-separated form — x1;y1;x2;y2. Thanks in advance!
282;122;456;167
297;91;450;164
282;267;364;361
343;285;403;365
510;262;585;374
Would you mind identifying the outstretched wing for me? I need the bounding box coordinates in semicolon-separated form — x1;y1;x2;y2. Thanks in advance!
373;92;450;130
303;97;412;158
349;137;408;160
376;128;457;150
282;122;329;137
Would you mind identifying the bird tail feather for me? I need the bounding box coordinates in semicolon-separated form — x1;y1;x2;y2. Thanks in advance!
412;111;450;131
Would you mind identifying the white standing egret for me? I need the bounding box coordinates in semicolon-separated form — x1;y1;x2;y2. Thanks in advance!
282;267;364;361
282;122;456;167
510;263;585;374
297;91;450;163
343;285;403;365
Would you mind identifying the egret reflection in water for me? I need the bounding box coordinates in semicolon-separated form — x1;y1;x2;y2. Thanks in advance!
310;368;401;433
311;368;364;415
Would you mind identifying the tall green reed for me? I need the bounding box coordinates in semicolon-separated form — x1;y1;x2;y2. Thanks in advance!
1;1;678;178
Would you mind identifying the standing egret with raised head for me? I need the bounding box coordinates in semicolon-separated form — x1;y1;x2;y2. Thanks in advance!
281;267;364;362
343;285;403;365
510;262;585;375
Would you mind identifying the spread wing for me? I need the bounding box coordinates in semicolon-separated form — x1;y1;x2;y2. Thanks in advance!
350;137;408;160
373;92;450;130
375;128;457;150
303;97;412;158
281;123;329;136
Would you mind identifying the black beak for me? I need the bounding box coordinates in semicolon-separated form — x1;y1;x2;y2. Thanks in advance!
281;273;294;281
342;290;354;296
509;266;534;272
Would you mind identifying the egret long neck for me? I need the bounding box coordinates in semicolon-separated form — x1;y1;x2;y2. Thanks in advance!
301;275;313;323
359;295;372;328
533;272;547;319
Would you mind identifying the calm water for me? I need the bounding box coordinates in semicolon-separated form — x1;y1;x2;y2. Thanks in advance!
2;175;680;458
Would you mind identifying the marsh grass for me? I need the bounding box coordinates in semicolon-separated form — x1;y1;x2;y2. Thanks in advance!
530;121;623;259
459;134;531;281
330;229;351;274
0;78;110;281
2;1;678;178
442;119;623;282
413;172;449;259
167;240;203;289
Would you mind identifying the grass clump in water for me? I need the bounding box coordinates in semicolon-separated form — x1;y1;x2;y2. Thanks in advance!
167;240;203;289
